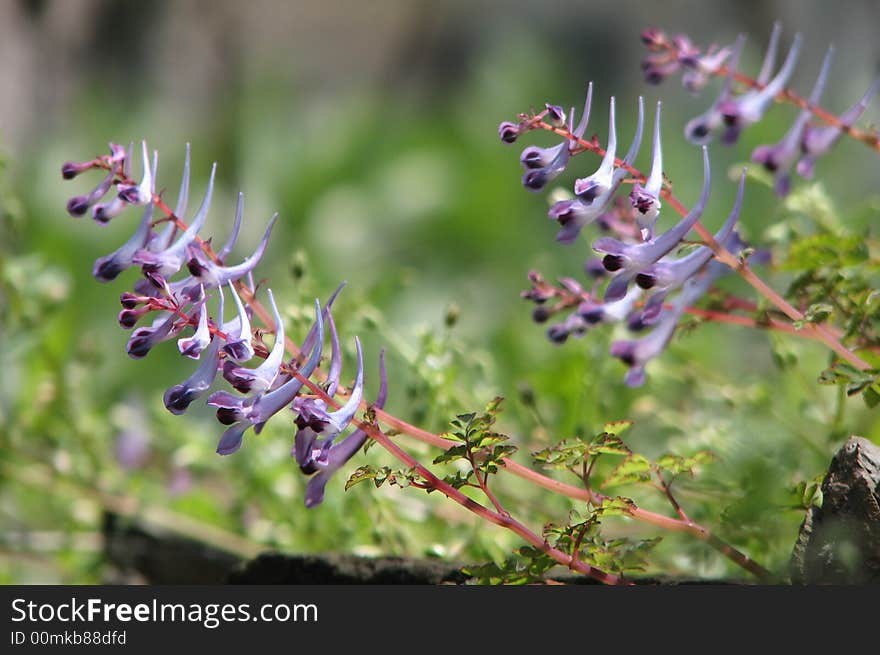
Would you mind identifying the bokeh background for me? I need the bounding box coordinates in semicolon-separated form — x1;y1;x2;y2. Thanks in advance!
2;0;879;583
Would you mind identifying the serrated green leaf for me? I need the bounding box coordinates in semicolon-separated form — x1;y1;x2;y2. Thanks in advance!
602;454;652;487
593;496;636;517
602;420;633;437
655;450;716;478
590;433;632;457
485;396;504;415
433;444;469;464
345;465;389;491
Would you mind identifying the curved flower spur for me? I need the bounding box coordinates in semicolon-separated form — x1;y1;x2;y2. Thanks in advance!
62;142;386;507
500;84;766;386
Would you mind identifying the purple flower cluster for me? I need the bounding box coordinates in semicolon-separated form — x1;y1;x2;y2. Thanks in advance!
643;24;880;196
502;86;762;387
63;143;386;506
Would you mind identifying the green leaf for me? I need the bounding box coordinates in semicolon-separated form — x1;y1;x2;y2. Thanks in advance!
602;454;652;487
655;450;716;478
602;420;633;437
433;445;469;465
593;496;636;517
345;465;391;491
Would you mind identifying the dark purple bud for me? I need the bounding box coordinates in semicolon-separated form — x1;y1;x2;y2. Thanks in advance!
522;169;549;191
61;161;91;180
118;307;150;329
547;324;569;344
120;292;147;309
126;332;154;359
498;121;520;144
532;306;552;323
66;196;90;217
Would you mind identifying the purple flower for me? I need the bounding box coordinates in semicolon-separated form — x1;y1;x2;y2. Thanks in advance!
164;325;223;416
797;77;880;179
126;311;178;359
552;95;644;244
292;336;364;438
221;281;255;363
66;168;116;217
633;169;746;324
115;142;155;207
186;213;278;289
684;34;745;145
636;168;744;292
131;163;216;280
299;350;388;508
573;96;619;201
717;32;802;144
498;121;520;144
751;46;833;196
544;103;567;127
520;84;594;192
177;286;211;359
593;146;710;301
629;101;664;239
681;43;733;93
92;203;154;283
521;142;571;192
207;299;325;456
610;254;725;387
222;288;286;393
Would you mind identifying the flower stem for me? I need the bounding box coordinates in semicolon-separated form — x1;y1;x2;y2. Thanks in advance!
535;119;872;371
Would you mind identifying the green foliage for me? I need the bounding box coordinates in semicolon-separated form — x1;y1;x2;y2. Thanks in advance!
532;425;632;471
433;397;517;481
465;506;661;584
818;362;880;408
345;465;422;490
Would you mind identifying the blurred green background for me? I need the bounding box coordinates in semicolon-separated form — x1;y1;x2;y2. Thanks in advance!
1;0;879;583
